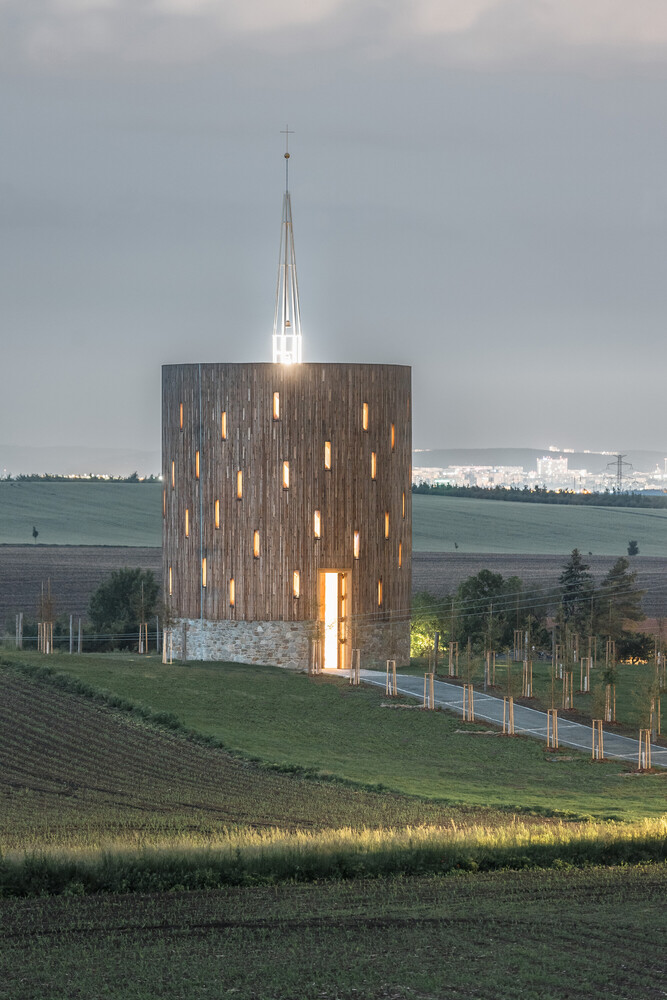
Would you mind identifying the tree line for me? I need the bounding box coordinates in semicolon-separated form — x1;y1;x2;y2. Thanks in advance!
412;483;667;508
411;549;650;661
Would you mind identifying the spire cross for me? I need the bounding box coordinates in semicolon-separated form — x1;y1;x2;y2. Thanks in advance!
281;125;294;155
281;125;294;191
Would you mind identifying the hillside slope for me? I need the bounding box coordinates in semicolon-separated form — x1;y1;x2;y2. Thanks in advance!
0;663;461;852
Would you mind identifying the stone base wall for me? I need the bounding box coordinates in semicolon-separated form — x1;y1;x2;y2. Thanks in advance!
170;618;410;670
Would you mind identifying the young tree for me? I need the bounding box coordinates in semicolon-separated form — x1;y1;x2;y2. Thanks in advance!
88;568;159;648
410;591;449;658
454;570;548;651
627;540;639;556
595;557;645;638
558;549;594;632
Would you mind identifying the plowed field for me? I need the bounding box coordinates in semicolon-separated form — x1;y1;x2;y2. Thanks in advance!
2;546;666;622
0;665;474;851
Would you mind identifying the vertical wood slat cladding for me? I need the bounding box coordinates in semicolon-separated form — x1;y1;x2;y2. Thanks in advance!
163;363;411;635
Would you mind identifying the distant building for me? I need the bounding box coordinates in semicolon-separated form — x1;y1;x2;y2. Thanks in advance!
537;455;568;481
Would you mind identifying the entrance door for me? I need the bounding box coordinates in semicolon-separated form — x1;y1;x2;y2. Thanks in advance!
320;570;350;670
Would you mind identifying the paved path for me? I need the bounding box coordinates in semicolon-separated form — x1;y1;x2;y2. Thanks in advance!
357;669;667;769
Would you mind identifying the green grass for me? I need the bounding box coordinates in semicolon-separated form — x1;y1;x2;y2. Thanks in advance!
3;866;667;999
412;493;667;555
0;660;481;854
0;481;161;546
4;481;667;554
413;652;665;734
17;651;667;821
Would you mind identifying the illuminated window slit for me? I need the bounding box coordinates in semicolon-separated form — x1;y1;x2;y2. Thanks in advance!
195;451;200;479
371;452;377;480
201;557;207;588
391;423;395;450
384;512;390;539
353;531;360;559
168;566;173;596
402;491;406;518
237;470;243;499
215;499;220;529
221;411;227;440
313;510;321;538
185;508;189;537
171;461;175;489
253;530;260;558
273;392;280;420
282;460;290;489
179;403;183;430
362;402;368;431
324;441;331;470
398;542;402;569
377;579;383;606
229;578;235;607
293;570;300;599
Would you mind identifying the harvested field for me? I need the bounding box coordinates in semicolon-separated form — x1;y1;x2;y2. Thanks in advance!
413;551;667;618
2;546;667;623
0;546;162;620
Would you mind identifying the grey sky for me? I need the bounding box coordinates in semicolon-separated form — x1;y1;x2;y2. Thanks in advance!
1;0;666;470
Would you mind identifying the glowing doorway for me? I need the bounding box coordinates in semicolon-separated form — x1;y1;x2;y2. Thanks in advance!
320;570;350;670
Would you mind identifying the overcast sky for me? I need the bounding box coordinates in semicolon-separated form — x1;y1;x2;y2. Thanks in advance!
1;0;666;469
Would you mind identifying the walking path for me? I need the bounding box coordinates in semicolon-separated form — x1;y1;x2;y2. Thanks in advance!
356;669;667;769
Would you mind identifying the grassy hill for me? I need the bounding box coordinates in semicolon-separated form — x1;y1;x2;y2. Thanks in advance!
3;653;667;999
2;480;667;555
413;493;667;555
0;481;162;546
6;653;665;824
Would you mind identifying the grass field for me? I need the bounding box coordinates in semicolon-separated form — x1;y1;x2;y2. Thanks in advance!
11;652;667;822
3;866;667;1000
407;653;665;736
4;652;667;998
0;481;161;546
413;493;667;556
3;480;667;555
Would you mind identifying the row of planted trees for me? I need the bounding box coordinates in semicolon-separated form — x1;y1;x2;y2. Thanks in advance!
412;549;654;662
411;549;665;736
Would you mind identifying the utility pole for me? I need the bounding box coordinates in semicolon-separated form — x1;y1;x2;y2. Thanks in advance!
606;454;632;492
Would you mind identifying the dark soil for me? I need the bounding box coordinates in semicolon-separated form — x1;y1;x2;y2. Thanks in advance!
2;547;666;623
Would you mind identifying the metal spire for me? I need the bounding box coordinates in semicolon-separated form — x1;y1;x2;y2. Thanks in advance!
272;126;303;365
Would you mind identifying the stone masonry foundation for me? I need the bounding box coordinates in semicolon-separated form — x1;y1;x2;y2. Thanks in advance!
170;618;409;670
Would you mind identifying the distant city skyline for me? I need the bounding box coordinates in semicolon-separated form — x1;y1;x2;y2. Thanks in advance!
1;2;666;456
